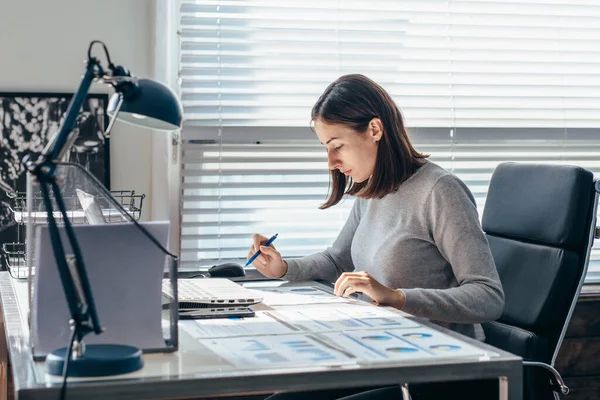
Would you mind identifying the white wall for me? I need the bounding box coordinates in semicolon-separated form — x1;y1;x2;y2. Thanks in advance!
153;0;181;252
0;0;156;219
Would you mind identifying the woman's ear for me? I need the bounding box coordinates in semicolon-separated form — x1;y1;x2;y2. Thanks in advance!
369;118;383;142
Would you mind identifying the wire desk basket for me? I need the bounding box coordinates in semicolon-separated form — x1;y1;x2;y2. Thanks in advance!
1;190;145;279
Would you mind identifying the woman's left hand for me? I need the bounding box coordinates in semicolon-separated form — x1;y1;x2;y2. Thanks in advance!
334;271;406;309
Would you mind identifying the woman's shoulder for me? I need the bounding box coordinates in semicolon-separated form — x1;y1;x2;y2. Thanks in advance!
410;160;456;187
423;162;476;204
405;160;474;200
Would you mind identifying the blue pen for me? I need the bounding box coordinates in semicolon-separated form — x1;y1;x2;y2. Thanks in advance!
245;233;278;267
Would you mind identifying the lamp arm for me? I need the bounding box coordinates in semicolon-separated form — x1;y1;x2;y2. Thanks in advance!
40;58;102;169
37;180;82;321
50;178;102;334
23;56;106;338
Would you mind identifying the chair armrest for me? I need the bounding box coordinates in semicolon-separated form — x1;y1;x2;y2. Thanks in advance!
523;361;570;396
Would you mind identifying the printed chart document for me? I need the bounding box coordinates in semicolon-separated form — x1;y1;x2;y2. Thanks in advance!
183;283;501;370
319;326;497;362
252;286;355;306
181;312;297;338
200;334;353;368
273;305;421;332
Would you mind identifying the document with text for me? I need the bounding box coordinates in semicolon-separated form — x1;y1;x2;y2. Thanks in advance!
251;286;355;306
318;327;498;362
200;333;354;368
273;305;421;332
181;312;297;338
185;283;499;369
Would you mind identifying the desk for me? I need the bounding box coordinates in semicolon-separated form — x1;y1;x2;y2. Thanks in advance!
0;272;522;399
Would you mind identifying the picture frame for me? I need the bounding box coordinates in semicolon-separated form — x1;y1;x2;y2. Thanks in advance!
0;92;110;234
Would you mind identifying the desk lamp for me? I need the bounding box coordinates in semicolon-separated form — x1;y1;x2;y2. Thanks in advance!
22;40;182;377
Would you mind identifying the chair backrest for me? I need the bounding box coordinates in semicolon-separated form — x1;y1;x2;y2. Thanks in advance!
481;163;597;367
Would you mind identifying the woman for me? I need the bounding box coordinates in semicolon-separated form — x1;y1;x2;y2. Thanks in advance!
249;74;504;399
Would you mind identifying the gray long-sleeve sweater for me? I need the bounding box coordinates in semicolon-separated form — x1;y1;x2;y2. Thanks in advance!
283;160;504;340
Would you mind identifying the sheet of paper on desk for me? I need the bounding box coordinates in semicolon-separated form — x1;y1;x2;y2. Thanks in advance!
389;327;499;359
180;311;298;338
318;331;426;361
253;286;355;306
319;327;498;362
200;333;354;368
273;305;421;332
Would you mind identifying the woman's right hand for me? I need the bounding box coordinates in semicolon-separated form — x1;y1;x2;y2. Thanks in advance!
248;233;288;278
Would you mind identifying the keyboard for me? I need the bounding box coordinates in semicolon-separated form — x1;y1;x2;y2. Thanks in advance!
162;278;263;309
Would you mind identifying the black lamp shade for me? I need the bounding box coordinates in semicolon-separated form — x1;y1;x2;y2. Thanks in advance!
108;79;182;131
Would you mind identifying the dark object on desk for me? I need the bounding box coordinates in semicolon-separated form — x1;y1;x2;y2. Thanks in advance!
209;262;246;277
179;307;255;320
481;162;599;400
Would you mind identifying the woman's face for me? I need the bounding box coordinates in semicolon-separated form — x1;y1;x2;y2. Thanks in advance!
314;118;382;183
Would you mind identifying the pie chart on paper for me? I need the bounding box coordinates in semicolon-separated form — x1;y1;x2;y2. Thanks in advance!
386;347;419;353
430;344;461;351
402;333;432;339
361;335;392;341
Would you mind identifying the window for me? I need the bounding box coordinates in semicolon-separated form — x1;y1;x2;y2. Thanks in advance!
177;1;600;281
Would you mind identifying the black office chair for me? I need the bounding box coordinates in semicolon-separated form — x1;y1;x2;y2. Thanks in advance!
481;162;599;400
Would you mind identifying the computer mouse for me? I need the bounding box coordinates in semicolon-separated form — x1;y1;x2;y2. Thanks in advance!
208;262;246;278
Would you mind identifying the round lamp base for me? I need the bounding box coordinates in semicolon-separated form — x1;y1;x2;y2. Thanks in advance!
46;344;143;377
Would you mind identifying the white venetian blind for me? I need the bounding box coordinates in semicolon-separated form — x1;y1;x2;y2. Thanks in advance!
177;0;600;279
180;141;354;268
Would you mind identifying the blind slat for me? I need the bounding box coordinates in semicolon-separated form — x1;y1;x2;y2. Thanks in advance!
179;1;600;128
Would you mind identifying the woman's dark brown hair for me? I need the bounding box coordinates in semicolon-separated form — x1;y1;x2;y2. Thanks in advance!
312;74;428;209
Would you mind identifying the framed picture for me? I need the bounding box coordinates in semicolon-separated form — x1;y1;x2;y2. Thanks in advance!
0;92;109;234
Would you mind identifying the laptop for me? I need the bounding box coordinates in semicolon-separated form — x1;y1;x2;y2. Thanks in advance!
162;278;263;309
32;221;171;358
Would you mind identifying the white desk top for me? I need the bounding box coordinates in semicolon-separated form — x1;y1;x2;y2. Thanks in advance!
0;273;523;400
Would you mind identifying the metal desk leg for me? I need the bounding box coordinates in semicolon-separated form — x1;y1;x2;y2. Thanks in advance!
499;367;523;400
400;383;410;400
499;376;508;399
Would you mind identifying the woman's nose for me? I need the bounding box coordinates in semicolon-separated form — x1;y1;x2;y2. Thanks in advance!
327;152;340;170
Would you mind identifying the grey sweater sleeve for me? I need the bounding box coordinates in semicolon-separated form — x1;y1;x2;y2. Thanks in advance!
282;200;362;282
401;175;505;324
